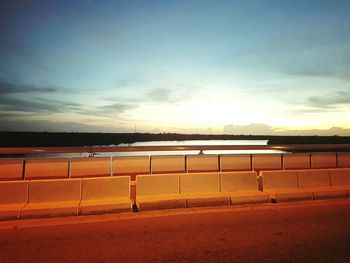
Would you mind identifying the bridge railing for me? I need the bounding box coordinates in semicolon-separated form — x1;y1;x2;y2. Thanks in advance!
1;144;350;155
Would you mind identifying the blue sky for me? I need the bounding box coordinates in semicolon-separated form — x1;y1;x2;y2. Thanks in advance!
1;0;350;135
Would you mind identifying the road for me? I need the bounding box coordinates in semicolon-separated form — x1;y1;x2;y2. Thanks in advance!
1;199;350;263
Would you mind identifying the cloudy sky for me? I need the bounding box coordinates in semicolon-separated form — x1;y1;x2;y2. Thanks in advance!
1;0;350;135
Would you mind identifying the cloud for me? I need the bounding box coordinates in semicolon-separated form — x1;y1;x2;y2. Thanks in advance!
223;123;350;136
0;80;59;94
287;90;350;116
277;126;350;136
78;103;137;117
288;108;339;117
0;80;82;115
223;123;274;135
105;84;197;105
144;85;197;103
306;90;350;109
285;67;350;80
98;103;136;112
0;96;81;113
146;88;172;101
0;119;128;133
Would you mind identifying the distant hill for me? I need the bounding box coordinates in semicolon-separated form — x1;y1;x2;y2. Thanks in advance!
1;131;350;147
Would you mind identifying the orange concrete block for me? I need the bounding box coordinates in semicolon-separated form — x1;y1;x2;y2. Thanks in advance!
184;194;230;208
71;157;110;178
25;158;68;180
136;195;186;211
337;153;350;168
252;154;282;171
113;156;149;180
298;169;346;200
180;173;220;193
79;176;131;215
261;170;312;202
220;171;259;192
0;159;23;180
329;168;350;197
229;190;271;204
329;168;350;186
310;153;337;169
0;181;28;220
298;169;330;188
266;189;314;203
283;153;310;170
21;179;81;218
137;174;180;196
220;171;270;204
136;174;186;211
261;170;298;190
151;155;185;174
219;154;251;172
186;155;219;173
180;173;230;208
310;186;347;200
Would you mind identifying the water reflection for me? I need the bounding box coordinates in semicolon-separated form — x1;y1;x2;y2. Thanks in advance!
98;140;286;157
21;140;286;158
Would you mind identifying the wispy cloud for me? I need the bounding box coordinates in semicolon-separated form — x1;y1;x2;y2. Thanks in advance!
284;65;350;80
78;103;137;117
287;90;350;116
306;90;350;109
98;103;136;112
0;80;59;94
223;123;350;136
146;88;172;101
105;83;198;105
223;123;274;135
0;119;127;133
144;85;199;104
0;96;81;113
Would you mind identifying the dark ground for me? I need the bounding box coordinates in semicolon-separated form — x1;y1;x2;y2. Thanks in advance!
1;199;350;263
1;131;350;147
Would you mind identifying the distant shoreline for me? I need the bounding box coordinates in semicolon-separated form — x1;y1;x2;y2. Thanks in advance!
1;131;350;147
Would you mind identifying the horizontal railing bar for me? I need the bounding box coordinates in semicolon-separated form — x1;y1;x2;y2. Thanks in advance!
0;144;350;155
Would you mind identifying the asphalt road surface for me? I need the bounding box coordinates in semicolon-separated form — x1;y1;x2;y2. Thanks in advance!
1;199;350;263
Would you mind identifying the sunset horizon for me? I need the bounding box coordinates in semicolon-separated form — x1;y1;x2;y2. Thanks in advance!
1;1;350;135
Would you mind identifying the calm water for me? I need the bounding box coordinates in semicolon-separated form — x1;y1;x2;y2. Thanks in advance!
98;140;286;157
21;140;286;158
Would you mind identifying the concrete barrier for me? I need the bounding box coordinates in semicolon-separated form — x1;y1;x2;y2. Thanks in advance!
151;155;185;174
252;154;282;171
71;157;110;178
25;158;68;180
283;153;310;170
310;153;337;169
180;173;230;208
219;154;251;172
79;176;132;215
113;156;149;181
298;169;347;200
0;159;23;180
0;181;28;220
186;155;219;173
21;178;81;218
220;171;269;204
136;174;186;211
261;170;313;202
337;152;350;168
329;168;350;197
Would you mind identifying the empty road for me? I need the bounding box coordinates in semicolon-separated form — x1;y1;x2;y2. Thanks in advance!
1;199;350;263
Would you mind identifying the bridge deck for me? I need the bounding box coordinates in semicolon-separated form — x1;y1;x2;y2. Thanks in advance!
1;199;350;263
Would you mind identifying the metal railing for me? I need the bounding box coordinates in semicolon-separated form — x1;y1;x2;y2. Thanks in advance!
0;144;350;155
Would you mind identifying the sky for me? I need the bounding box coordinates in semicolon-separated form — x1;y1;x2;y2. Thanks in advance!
1;0;350;135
